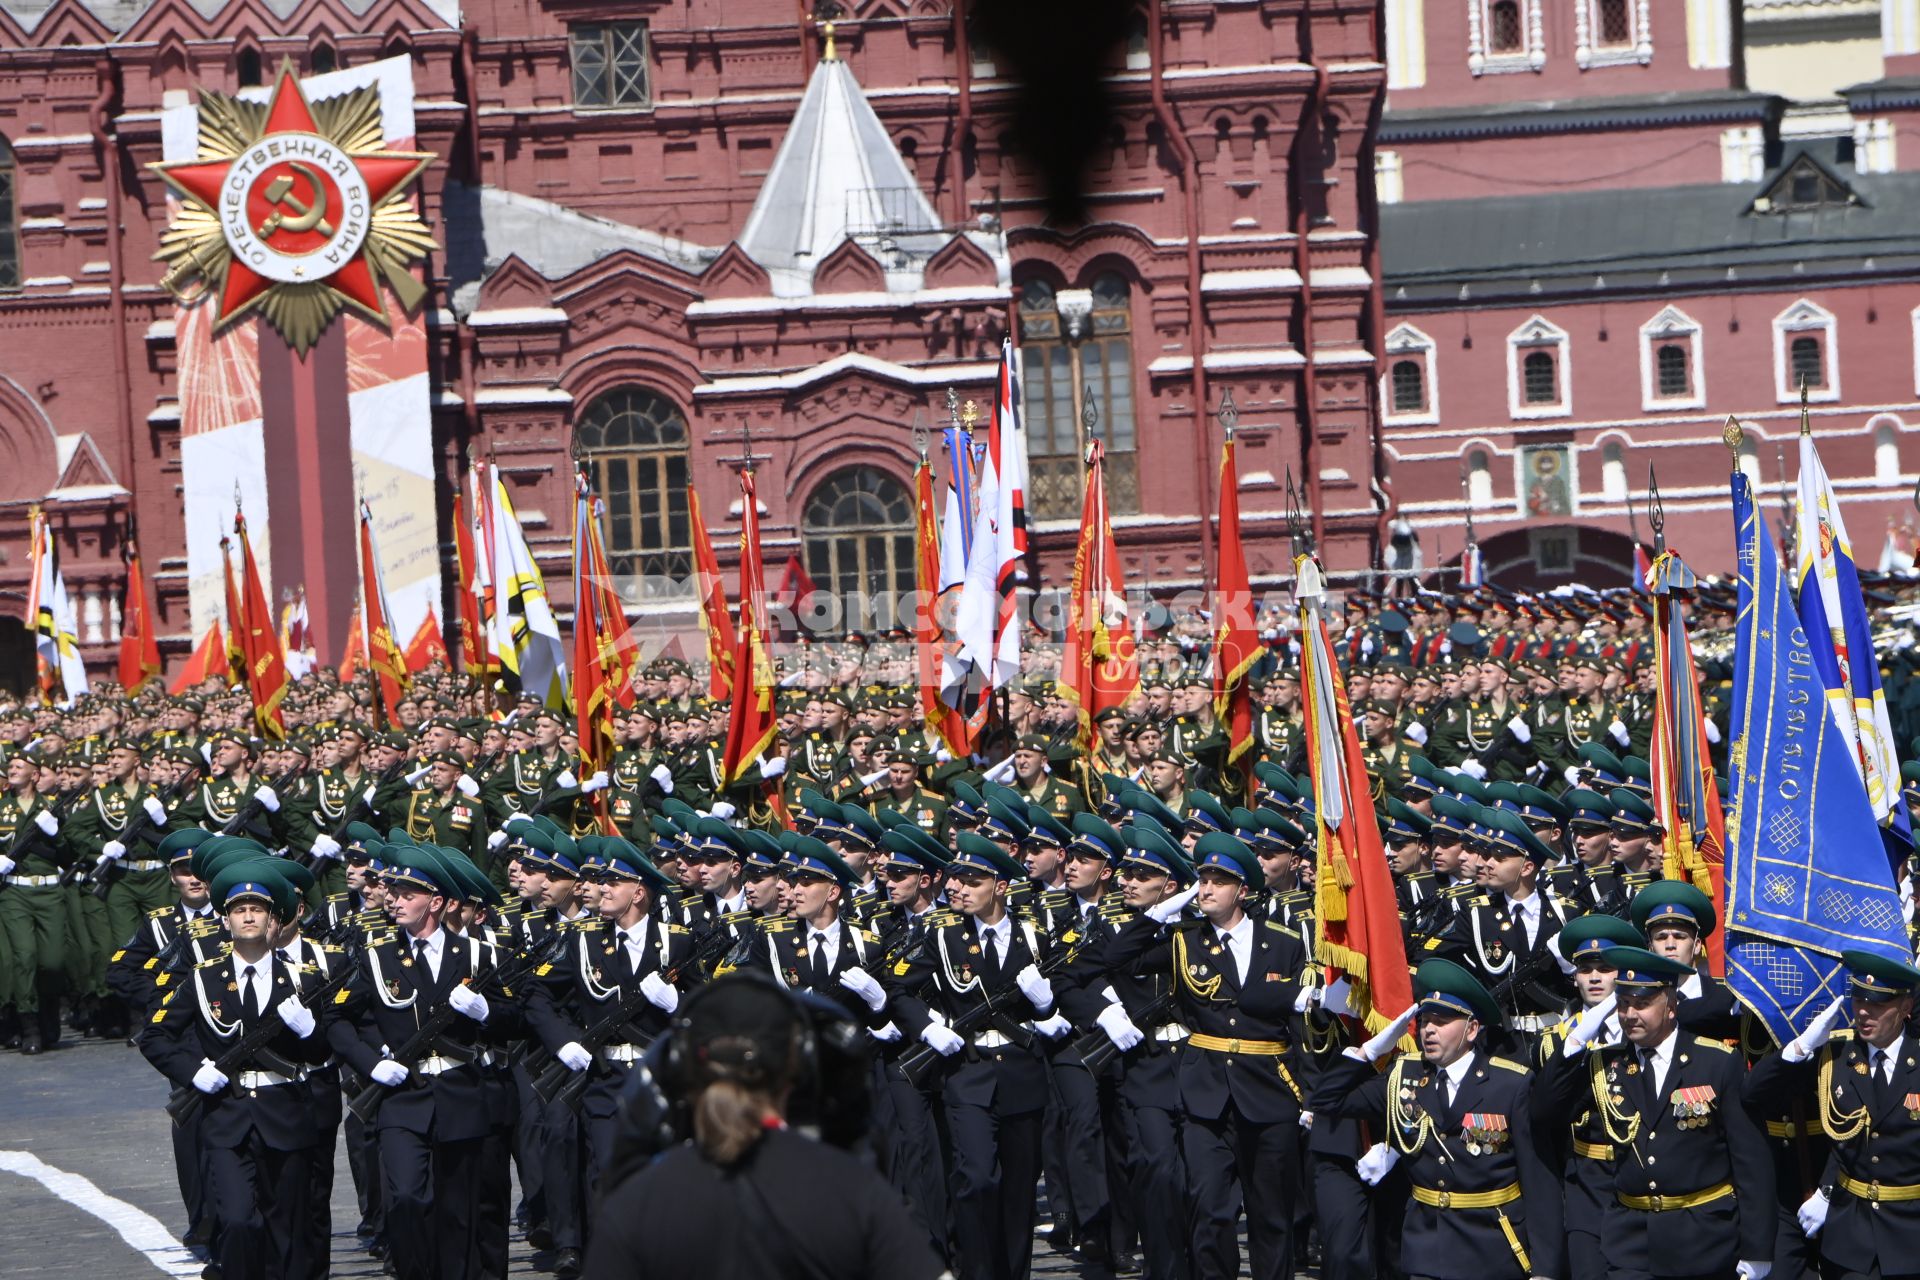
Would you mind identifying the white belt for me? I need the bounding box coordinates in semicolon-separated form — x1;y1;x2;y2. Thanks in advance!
4;874;59;887
600;1044;644;1064
121;860;165;872
1152;1023;1191;1043
1510;1014;1554;1033
973;1031;1012;1049
413;1055;464;1076
234;1069;302;1089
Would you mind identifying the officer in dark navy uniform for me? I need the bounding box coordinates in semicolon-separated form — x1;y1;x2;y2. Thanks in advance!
1102;831;1309;1280
1310;958;1564;1280
141;856;340;1280
1746;949;1920;1280
886;832;1063;1280
1536;946;1773;1280
1629;880;1741;1045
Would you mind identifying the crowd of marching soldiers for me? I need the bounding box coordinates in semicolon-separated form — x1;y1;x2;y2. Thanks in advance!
7;579;1920;1280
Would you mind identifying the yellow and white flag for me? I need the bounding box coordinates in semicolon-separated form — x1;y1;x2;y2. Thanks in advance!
26;508;87;705
484;463;567;707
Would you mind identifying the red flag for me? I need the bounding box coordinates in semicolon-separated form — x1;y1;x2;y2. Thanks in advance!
573;473;639;788
232;512;289;738
1060;443;1139;752
1210;439;1257;764
1298;555;1414;1032
338;605;364;682
453;471;488;674
690;485;736;700
913;458;973;757
404;611;450;673
358;500;412;727
772;554;816;636
221;536;247;687
118;543;162;693
721;466;777;786
169;620;228;693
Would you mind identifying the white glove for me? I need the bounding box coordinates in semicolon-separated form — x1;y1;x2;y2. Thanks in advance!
708;801;736;820
1703;719;1722;745
1015;963;1054;1010
33;810;57;835
405;764;432;785
759;756;787;780
275;995;315;1039
1321;976;1353;1018
1360;1006;1418;1062
369;1059;409;1087
1506;715;1531;744
363;785;378;804
860;768;890;789
455;773;480;798
640;971;679;1013
0;857;14;877
1032;1013;1073;1039
253;785;279;813
1609;719;1631;747
191;1061;229;1095
934;748;953;764
838;966;887;1013
98;841;125;864
1404;721;1429;746
555;769;578;790
579;771;609;795
870;1021;903;1044
1797;1190;1829;1238
503;812;531;829
1458;758;1488;781
920;1023;965;1056
310;834;342;861
1784;997;1848;1062
1096;1003;1144;1052
487;830;508;851
1564;765;1581;787
557;1041;593;1072
1145;885;1200;924
1563;992;1619;1058
447;985;490;1023
1299;1110;1316;1130
983;755;1017;784
142;795;167;823
1356;1142;1401;1186
650;764;674;793
1736;1263;1771;1280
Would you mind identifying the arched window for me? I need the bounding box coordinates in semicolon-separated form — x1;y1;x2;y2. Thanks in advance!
803;468;915;627
1017;271;1140;519
0;139;16;292
573;388;691;601
1596;0;1631;46
1656;344;1689;398
1791;336;1825;390
1522;350;1559;404
1390;359;1425;414
1876;419;1902;484
1124;9;1150;69
1467;449;1494;507
1489;1;1523;54
310;42;339;75
1601;441;1627;500
236;47;263;87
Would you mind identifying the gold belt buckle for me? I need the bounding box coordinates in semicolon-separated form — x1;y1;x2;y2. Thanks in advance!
1226;1038;1241;1053
1869;1181;1882;1203
1648;1194;1665;1212
1435;1191;1451;1209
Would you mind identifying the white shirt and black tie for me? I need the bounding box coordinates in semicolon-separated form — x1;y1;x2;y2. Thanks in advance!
1216;915;1254;985
807;921;842;989
620;920;650;976
411;928;446;988
1505;892;1542;950
239;961;267;1019
978;916;1013;977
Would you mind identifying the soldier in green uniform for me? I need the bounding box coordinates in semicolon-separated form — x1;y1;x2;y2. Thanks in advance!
869;745;951;844
401;750;492;872
0;750;71;1052
1012;734;1088;823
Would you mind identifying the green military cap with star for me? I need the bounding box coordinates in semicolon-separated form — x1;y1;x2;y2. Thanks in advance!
1414;957;1500;1026
1557;913;1647;965
1630;879;1718;940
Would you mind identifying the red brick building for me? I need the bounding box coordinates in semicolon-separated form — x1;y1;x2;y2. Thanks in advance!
0;0;1392;682
1377;0;1920;585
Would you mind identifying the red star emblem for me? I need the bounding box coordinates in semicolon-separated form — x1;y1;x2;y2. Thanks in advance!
154;63;434;334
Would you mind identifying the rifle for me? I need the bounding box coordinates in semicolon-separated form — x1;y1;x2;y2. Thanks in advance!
166;949;363;1128
894;939;1073;1088
2;787;83;889
1070;985;1176;1075
530;922;740;1111
346;926;568;1123
1485;947;1564;1026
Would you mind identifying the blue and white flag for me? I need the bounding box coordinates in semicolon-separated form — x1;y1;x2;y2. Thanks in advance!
1794;429;1911;845
1726;468;1908;1045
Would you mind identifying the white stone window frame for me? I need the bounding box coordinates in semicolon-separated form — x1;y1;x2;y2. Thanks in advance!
1383;322;1439;425
1375;149;1404;205
1773;299;1840;405
1507;314;1572;420
1910;304;1920;399
1576;0;1652;70
1640;305;1705;411
1469;0;1546;76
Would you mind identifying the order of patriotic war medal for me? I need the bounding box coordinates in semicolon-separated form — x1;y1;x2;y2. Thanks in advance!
151;58;436;353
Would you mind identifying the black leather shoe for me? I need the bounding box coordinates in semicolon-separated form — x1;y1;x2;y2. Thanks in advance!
526;1226;554;1252
20;1026;43;1055
554;1247;583;1278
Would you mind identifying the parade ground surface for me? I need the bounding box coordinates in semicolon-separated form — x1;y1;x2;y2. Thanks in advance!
0;1036;1119;1279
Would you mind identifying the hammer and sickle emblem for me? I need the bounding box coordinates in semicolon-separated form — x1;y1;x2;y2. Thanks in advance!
256;161;334;241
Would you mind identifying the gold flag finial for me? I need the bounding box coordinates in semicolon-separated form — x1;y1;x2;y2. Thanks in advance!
1798;376;1812;436
822;21;837;61
1722;416;1745;463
